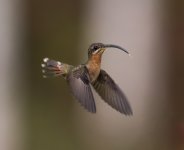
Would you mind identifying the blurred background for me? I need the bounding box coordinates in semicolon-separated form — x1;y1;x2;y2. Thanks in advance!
0;0;184;150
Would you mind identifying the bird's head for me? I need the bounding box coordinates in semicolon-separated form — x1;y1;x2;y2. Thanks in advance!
88;43;129;58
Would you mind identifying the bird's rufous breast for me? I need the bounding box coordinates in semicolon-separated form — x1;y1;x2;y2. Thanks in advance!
86;54;102;82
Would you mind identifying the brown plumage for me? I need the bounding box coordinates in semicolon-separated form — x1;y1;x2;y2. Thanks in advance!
86;52;102;82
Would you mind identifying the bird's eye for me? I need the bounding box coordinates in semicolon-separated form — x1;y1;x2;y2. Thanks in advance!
93;46;98;50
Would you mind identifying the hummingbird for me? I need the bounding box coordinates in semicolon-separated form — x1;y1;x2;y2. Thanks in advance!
41;43;132;115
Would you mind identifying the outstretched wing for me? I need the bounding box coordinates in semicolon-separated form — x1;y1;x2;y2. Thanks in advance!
92;69;132;115
66;66;96;113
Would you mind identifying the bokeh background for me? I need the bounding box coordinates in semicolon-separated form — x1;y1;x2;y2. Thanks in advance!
0;0;184;150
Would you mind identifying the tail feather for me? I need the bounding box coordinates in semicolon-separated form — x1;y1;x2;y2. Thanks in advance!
41;58;64;78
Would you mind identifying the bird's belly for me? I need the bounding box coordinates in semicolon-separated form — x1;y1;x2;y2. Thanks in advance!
89;70;100;82
87;65;100;83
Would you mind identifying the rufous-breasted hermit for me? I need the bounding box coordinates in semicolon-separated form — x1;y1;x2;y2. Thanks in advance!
41;43;132;115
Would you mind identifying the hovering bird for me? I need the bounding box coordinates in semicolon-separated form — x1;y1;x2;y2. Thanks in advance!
41;43;132;115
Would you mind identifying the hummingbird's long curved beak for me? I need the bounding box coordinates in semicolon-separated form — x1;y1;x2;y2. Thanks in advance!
104;44;129;54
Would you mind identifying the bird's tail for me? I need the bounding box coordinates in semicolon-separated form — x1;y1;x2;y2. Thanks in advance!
41;58;67;78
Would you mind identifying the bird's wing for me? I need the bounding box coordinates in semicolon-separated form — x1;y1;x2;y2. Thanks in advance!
92;69;132;115
66;65;96;113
